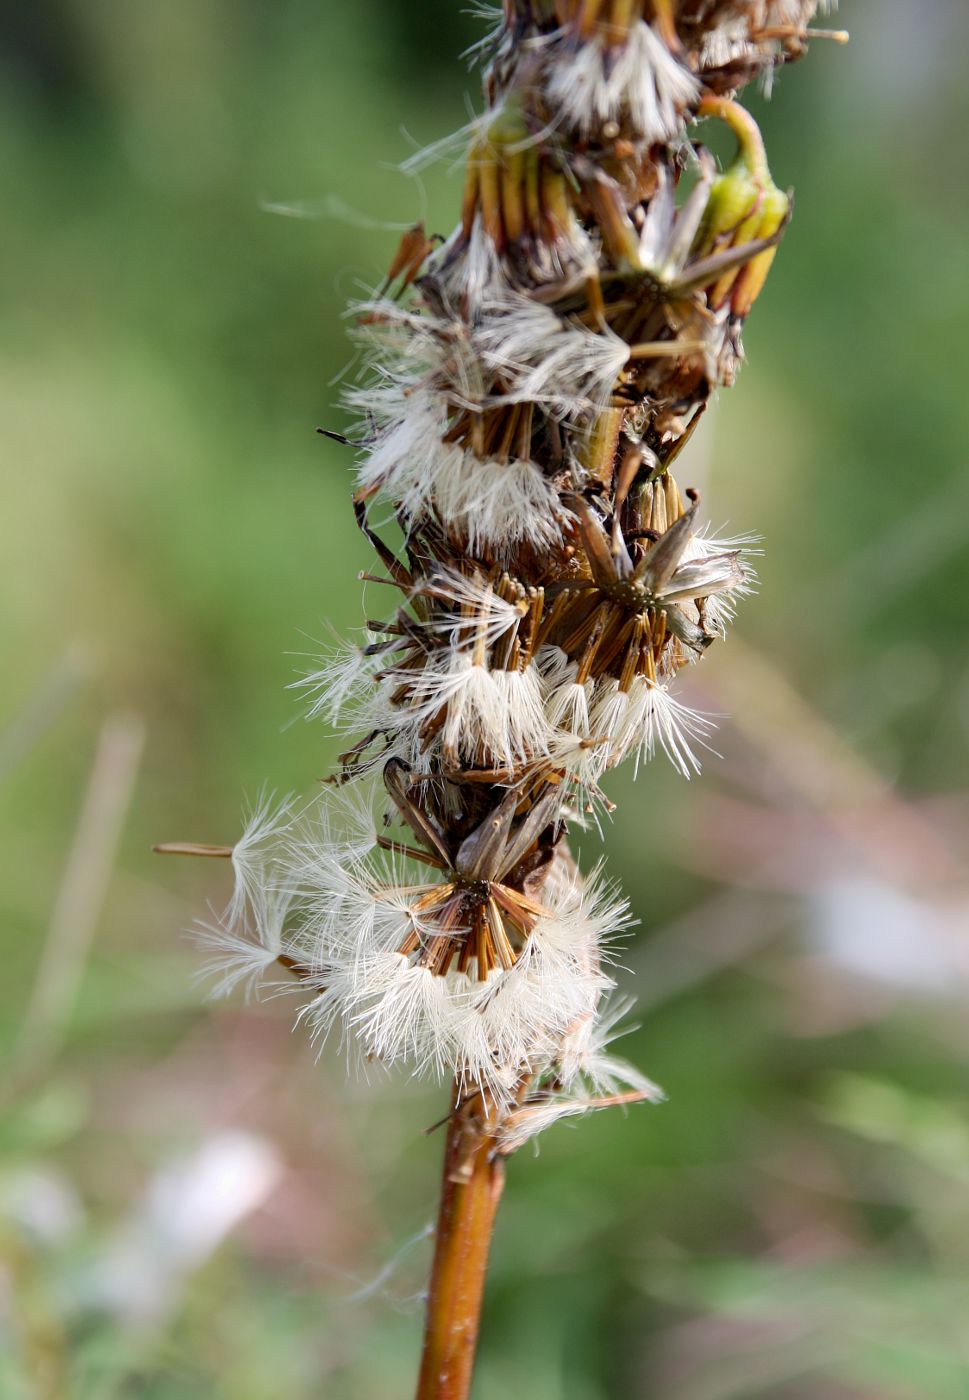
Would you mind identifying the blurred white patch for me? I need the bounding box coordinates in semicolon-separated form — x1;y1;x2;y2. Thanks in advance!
2;1166;84;1247
87;1130;282;1324
808;875;969;992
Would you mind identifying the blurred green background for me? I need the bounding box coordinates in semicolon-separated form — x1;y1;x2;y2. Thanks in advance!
2;2;969;1396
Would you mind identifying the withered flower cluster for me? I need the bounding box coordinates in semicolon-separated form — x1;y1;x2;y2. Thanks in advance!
170;0;842;1155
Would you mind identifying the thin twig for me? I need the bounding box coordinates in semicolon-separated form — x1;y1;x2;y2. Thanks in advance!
13;712;146;1076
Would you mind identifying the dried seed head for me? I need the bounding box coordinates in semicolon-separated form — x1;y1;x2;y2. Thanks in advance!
171;0;836;1135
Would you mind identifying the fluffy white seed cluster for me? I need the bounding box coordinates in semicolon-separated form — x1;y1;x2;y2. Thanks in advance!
293;547;753;784
197;792;644;1106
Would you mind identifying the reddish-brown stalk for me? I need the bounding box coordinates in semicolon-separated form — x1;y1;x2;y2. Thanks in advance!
415;1086;511;1400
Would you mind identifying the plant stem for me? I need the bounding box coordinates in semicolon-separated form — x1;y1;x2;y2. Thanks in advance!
415;1085;507;1400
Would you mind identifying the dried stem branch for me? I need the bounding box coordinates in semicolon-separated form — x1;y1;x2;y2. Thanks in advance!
14;712;145;1079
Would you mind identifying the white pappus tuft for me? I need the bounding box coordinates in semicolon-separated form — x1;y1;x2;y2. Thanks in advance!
417;568;528;650
290;633;385;731
494;994;664;1153
543;667;716;783
433;452;566;557
590;675;716;779
296;651;553;778
194;875;298;1002
349;385;454;514
545;22;699;144
203;793;636;1107
679;526;761;634
698;2;837;89
225;791;296;931
555;995;661;1098
350;386;565;555
354;287;630;424
473;293;631;419
402;652;553;771
433;215;508;306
